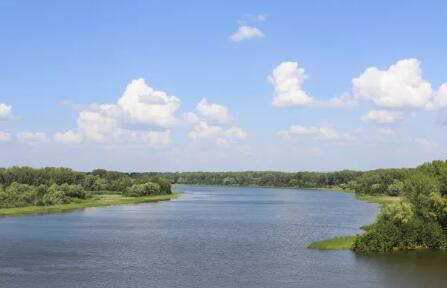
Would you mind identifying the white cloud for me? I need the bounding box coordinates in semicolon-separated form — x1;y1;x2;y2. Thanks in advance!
117;78;180;126
68;79;179;148
278;124;356;144
269;62;313;107
279;124;339;141
0;131;11;142
0;104;12;120
216;127;247;148
324;93;358;108
189;98;246;148
268;62;357;108
361;110;404;124
77;109;121;142
53;130;82;144
352;59;433;109
196;98;232;124
434;83;447;109
182;112;200;125
141;130;172;148
189;120;247;148
229;25;264;41
189;120;222;140
16;131;48;145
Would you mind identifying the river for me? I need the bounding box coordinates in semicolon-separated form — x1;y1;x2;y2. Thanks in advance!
0;185;445;287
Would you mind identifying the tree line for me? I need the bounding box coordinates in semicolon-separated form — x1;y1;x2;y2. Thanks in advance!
147;168;411;196
0;167;172;209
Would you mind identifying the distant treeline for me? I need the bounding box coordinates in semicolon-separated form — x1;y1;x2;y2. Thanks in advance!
0;167;171;209
143;168;411;196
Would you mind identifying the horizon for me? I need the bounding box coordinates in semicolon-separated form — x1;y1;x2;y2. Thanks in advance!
1;0;447;171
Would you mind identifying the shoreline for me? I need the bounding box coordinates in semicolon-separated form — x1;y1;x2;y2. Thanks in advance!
0;192;179;218
307;194;401;250
174;183;353;193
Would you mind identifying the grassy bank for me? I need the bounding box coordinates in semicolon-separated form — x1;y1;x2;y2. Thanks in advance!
308;194;401;250
0;193;179;217
308;236;356;250
354;194;401;206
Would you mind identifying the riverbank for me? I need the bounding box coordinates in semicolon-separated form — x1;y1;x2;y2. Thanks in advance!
0;193;179;217
307;194;401;250
174;183;353;193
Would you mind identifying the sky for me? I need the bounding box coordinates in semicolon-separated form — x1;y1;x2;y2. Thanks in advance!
0;0;446;172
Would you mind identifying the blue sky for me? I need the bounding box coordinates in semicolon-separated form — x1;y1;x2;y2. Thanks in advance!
0;0;446;172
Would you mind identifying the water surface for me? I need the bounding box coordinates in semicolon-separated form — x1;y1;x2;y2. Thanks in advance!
0;186;446;287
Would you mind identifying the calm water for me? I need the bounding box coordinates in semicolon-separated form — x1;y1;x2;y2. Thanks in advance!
0;186;446;288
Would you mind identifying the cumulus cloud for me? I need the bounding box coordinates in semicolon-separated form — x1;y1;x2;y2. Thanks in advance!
229;25;264;41
182;112;200;125
70;79;177;148
434;83;447;109
189;97;247;148
117;78;180;126
353;59;433;109
189;120;246;148
196;98;232;124
278;124;356;146
77;109;121;142
216;127;247;148
53;130;82;144
76;108;172;148
141;130;172;148
361;110;404;124
0;104;12;120
268;62;357;108
0;131;11;142
16;131;48;145
189;120;222;140
268;62;313;107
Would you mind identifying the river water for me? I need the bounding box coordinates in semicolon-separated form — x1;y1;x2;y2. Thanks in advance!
0;185;446;287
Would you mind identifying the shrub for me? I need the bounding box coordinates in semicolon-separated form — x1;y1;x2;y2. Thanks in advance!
124;182;160;197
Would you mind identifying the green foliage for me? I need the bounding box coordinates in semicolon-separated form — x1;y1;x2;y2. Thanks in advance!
124;182;161;197
387;180;403;196
0;167;172;209
143;170;363;190
42;188;68;205
308;236;356;250
354;160;447;252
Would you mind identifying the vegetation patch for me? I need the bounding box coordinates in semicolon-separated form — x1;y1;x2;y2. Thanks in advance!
308;236;356;250
0;193;178;217
0;167;176;217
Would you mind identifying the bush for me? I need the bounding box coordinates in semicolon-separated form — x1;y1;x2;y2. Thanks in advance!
42;189;68;205
124;182;160;197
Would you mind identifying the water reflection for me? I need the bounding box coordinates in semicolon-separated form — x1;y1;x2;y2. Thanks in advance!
355;251;447;288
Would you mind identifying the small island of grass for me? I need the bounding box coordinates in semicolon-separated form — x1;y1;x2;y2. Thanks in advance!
308;236;356;250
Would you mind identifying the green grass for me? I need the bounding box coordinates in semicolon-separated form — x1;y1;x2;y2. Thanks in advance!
307;194;401;250
308;236;356;250
0;193;179;217
354;194;401;206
